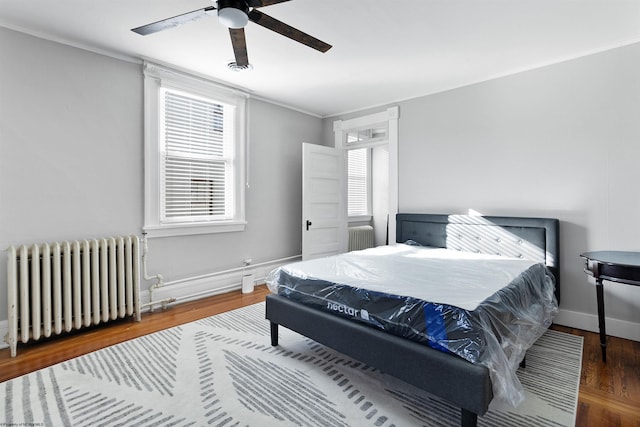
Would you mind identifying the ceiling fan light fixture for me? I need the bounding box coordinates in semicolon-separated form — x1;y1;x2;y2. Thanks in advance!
217;0;250;28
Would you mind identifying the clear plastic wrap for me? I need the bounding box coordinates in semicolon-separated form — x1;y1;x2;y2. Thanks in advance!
266;244;558;409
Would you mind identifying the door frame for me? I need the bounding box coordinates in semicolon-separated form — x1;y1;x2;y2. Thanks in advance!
333;106;399;245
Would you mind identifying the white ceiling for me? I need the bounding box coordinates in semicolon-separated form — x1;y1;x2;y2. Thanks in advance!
1;0;639;117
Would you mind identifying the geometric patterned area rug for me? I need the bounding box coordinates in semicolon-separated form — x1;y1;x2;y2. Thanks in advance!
1;302;583;427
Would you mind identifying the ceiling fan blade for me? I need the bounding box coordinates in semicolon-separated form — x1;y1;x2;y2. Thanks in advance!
229;28;249;67
248;0;291;7
248;9;332;53
132;6;216;35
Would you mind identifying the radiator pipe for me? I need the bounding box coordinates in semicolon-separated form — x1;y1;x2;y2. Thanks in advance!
140;297;176;311
140;233;299;311
141;232;165;312
141;270;273;311
161;254;300;287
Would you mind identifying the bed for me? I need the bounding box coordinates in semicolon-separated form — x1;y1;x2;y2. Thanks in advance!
265;213;560;427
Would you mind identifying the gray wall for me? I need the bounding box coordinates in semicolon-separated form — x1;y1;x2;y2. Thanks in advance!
3;24;639;339
325;42;640;339
0;27;322;320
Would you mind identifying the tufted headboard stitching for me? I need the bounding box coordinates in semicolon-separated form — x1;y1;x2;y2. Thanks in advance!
396;213;560;303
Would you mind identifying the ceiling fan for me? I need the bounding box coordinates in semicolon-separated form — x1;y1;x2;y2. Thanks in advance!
131;0;332;68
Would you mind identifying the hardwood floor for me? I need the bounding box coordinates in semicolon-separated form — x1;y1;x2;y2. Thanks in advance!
552;324;640;427
0;286;271;382
1;285;639;426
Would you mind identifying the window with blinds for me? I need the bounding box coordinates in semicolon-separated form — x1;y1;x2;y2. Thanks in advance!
347;148;370;217
160;88;234;222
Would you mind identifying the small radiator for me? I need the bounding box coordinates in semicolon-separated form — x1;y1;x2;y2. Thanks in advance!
5;235;141;357
348;226;375;251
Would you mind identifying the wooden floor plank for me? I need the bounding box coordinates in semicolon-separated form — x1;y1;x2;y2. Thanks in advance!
1;286;639;426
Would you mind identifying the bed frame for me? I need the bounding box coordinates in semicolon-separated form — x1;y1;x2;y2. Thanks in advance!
266;213;560;427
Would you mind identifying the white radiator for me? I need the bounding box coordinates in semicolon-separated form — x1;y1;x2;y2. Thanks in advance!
5;235;141;357
348;226;375;251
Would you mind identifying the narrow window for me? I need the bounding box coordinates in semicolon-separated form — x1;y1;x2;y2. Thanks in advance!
347;148;370;217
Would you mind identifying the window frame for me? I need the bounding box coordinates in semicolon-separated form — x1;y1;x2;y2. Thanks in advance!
333;107;398;232
333;105;400;232
143;62;248;238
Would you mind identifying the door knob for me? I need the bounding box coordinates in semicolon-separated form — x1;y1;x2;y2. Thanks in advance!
306;220;312;231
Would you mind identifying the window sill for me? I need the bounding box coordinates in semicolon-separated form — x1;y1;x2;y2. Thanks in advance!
143;221;247;238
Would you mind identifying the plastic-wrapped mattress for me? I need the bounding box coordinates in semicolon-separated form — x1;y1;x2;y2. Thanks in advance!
266;244;558;408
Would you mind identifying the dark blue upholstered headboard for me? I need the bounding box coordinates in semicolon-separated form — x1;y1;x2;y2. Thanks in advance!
396;213;560;302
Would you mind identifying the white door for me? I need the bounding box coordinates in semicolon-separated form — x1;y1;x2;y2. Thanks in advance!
302;143;347;260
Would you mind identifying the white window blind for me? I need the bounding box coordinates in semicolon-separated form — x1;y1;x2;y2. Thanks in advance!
347;148;369;217
160;88;234;222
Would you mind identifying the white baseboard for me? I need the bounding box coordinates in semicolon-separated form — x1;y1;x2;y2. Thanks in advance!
554;308;640;342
